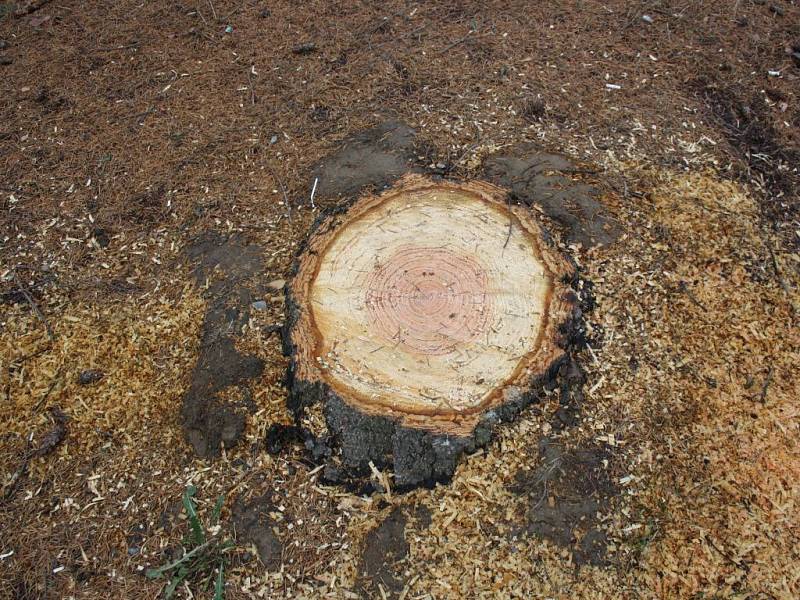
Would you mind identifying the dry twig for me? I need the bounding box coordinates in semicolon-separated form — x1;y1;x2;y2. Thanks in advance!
2;408;67;503
266;165;293;225
759;366;773;404
12;272;54;341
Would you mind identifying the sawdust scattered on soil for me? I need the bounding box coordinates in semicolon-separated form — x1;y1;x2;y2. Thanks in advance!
1;0;799;598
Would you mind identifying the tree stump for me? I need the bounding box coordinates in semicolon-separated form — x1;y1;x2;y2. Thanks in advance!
284;174;577;488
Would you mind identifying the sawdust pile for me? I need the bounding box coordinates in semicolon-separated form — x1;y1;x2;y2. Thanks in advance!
626;172;799;597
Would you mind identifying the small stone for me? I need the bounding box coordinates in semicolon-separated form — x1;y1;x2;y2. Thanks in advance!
266;279;285;291
305;436;331;461
292;42;317;55
0;40;8;50
251;300;268;310
769;5;784;16
0;57;12;66
231;457;250;470
78;369;104;385
322;465;343;484
127;547;140;556
92;228;110;248
642;14;653;23
259;9;270;18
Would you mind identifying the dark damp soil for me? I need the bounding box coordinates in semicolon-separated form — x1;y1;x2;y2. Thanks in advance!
358;507;408;597
510;438;618;568
232;494;284;570
483;145;620;248
310;120;620;249
357;505;431;598
180;232;266;457
310;120;423;200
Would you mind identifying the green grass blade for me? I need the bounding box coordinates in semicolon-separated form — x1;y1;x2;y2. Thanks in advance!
145;538;213;579
182;485;205;545
214;562;225;600
164;565;190;599
211;494;225;526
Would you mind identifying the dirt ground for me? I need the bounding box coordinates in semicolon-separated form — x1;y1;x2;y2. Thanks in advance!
1;1;799;599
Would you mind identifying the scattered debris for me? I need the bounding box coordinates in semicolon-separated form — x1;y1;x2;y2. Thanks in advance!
2;408;67;502
14;0;51;17
33;407;68;458
11;272;54;341
519;95;546;121
1;2;798;598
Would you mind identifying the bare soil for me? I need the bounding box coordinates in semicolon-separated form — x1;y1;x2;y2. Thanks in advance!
181;232;266;457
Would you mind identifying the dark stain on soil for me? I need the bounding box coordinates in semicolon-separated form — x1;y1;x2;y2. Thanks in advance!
550;355;587;431
265;423;307;455
310;120;421;199
510;438;617;568
690;76;800;250
232;494;283;570
181;232;266;458
483;145;620;248
357;505;430;598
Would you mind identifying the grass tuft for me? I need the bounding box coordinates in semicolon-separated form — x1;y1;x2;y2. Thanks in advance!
146;486;231;599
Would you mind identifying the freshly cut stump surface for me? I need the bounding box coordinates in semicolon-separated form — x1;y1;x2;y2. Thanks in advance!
286;175;577;486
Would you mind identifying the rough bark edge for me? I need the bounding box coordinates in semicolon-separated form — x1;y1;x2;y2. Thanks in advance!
282;174;584;488
283;290;587;490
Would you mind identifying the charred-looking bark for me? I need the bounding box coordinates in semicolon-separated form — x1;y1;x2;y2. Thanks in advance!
284;174;581;489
